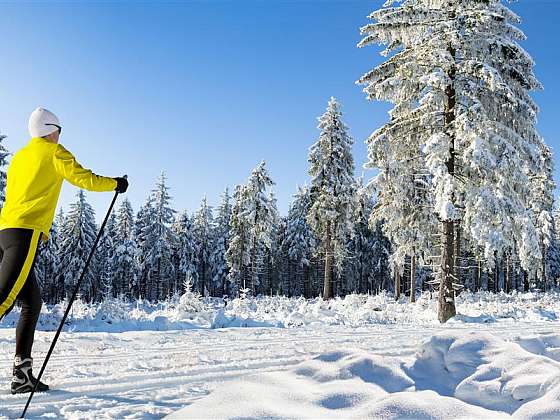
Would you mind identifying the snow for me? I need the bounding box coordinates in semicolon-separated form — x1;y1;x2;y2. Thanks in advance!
169;330;560;419
2;292;560;418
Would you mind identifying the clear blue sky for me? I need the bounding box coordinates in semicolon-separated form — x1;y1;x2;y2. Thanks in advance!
0;0;558;220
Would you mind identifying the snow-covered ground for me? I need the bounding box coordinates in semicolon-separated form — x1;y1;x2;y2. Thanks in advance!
1;292;560;419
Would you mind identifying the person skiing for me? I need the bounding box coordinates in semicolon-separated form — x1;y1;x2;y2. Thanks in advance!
0;107;128;394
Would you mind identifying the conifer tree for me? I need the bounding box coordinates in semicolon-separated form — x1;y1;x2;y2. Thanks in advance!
58;190;99;301
171;210;198;295
211;188;232;296
282;186;316;297
358;0;554;322
307;98;355;299
193;197;214;296
112;198;137;298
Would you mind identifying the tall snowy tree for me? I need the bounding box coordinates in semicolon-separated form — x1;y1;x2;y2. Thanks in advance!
134;198;153;299
171;210;198;295
58;190;99;301
307;97;355;299
282;186;316;297
112;198;138;298
358;0;554;322
226;185;251;295
98;211;118;298
211;188;232;296
193;197;214;296
144;172;176;300
244;161;276;295
35;212;61;304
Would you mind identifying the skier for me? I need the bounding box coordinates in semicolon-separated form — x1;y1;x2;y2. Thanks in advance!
0;107;128;394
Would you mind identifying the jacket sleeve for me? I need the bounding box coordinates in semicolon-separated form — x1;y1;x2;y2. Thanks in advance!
52;144;117;192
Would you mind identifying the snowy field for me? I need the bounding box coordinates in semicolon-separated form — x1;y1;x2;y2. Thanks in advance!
1;292;560;419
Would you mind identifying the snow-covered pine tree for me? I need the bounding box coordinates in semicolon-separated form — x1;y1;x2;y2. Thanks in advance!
546;207;560;288
112;198;138;298
226;185;251;295
193;196;214;296
134;198;154;299
98;211;117;299
344;179;387;295
58;190;99;301
34;212;61;304
244;161;276;295
0;132;8;208
171;210;198;295
210;188;232;296
358;0;554;322
282;186;316;297
307;97;355;299
144;172;176;300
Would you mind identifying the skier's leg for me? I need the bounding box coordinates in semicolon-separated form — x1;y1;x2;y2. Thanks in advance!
0;229;40;320
15;270;42;359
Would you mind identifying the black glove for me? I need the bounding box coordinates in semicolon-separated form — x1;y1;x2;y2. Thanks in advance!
114;177;129;194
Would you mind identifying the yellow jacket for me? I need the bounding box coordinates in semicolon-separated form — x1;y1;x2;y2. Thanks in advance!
0;137;117;239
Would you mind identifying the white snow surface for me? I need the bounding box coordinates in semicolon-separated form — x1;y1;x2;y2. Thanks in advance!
1;292;560;419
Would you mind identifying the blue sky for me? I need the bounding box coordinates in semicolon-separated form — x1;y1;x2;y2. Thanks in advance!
0;0;558;219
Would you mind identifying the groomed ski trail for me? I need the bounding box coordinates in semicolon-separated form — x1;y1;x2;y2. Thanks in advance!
1;322;558;419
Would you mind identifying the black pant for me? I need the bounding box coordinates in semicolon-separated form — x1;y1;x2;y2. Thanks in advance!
0;228;43;359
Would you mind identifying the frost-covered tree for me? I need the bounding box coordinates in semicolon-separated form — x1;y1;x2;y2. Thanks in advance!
0;132;9;207
112;198;137;298
193;197;214;296
134;198;153;299
358;0;554;322
143;172;176;300
282;186;316;297
244;161;276;294
307;97;355;299
211;188;232;296
35;212;61;304
226;185;251;295
98;212;117;298
171;210;198;295
344;180;392;295
58;190;99;301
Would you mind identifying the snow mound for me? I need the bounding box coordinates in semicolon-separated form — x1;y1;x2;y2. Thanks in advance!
167;330;560;419
2;291;560;333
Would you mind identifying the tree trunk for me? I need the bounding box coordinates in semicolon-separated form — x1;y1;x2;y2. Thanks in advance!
395;265;401;301
410;255;416;303
323;226;333;299
541;241;547;292
455;222;461;285
476;258;481;292
505;254;511;294
438;45;457;324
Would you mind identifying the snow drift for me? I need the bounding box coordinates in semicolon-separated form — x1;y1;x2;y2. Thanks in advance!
168;330;560;419
1;291;559;333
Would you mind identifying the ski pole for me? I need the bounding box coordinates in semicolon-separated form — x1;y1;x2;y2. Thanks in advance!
21;180;124;419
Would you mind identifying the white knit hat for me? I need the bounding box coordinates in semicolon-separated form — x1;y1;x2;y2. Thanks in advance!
28;107;61;138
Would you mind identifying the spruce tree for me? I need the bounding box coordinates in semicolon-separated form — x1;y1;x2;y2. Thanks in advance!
58;190;99;301
282;186;316;297
226;185;250;295
193;197;214;296
307;98;355;299
171;210;198;295
211;188;232;296
113;198;138;298
358;0;554;322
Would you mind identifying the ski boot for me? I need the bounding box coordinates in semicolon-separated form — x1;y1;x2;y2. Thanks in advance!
11;356;49;394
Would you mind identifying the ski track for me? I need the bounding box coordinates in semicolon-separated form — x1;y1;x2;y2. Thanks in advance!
0;321;558;419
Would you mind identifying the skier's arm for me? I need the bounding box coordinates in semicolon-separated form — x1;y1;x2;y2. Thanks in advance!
52;144;118;192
